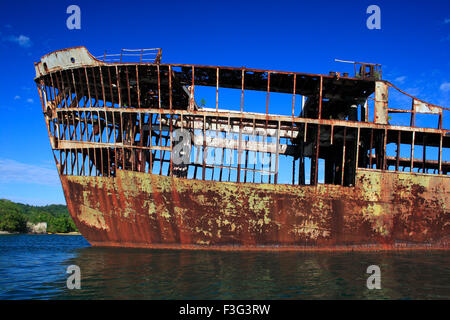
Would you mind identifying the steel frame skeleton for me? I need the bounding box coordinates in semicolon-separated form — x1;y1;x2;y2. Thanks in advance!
36;50;450;187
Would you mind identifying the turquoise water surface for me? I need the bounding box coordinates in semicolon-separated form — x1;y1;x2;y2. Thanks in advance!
0;234;449;299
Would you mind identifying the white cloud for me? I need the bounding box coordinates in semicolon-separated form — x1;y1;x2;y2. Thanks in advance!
394;76;406;84
445;18;450;24
0;159;59;187
5;34;32;48
405;87;421;96
441;35;450;42
14;95;20;100
440;82;450;92
26;98;33;103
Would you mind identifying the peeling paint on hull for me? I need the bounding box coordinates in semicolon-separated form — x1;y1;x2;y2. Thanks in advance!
59;168;450;251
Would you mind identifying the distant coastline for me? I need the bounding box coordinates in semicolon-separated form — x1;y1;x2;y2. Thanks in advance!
0;231;81;235
0;199;78;234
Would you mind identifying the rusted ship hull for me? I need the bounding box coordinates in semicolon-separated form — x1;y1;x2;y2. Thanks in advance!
34;47;450;250
60;169;449;250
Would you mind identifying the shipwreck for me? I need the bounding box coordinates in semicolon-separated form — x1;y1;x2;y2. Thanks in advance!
34;47;449;250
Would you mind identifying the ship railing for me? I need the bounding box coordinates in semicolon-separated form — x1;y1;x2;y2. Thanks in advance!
372;82;449;130
95;48;162;64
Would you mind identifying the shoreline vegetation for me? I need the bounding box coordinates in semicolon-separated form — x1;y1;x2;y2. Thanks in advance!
0;230;81;235
0;199;78;234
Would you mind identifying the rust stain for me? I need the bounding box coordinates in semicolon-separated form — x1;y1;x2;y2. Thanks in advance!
61;169;450;250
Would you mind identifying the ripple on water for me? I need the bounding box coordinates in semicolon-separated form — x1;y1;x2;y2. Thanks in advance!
0;235;449;299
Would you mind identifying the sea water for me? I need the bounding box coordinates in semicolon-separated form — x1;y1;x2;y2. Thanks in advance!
0;234;449;299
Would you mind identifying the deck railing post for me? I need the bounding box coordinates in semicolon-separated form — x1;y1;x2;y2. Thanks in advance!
438;133;443;174
410;131;415;172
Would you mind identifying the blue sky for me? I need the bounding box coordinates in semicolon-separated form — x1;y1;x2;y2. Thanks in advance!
0;0;449;205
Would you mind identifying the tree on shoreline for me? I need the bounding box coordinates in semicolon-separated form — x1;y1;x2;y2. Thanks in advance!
0;199;77;233
0;212;27;233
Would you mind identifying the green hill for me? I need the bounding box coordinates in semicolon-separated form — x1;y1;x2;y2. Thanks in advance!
0;199;77;233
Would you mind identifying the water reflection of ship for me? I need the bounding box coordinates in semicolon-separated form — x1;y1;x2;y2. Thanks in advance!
60;248;450;299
